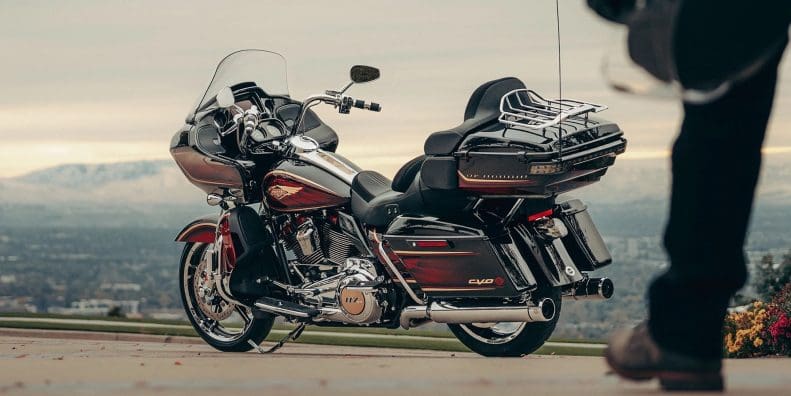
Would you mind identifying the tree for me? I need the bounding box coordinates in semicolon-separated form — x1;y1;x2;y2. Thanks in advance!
754;251;791;302
107;306;124;318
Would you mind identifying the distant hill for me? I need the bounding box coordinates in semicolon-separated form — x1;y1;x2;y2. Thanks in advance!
1;154;790;233
0;160;207;228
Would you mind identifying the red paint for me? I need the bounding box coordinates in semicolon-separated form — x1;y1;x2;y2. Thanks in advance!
219;215;237;271
398;256;504;291
263;172;347;212
181;228;215;243
494;277;506;286
527;209;554;222
413;240;449;248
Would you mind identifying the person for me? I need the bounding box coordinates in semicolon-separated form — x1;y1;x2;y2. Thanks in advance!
587;0;790;391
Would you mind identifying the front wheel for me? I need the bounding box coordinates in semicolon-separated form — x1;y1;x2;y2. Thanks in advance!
179;242;275;352
448;288;561;357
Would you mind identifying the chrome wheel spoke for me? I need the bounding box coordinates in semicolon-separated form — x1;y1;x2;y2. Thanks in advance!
182;243;250;343
236;305;252;326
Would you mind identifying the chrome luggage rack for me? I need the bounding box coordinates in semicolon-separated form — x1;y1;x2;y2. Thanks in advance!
499;89;608;131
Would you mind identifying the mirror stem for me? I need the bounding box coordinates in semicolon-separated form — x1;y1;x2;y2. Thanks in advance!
338;81;354;95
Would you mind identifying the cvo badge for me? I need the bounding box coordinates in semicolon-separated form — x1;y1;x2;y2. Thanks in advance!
468;277;506;286
267;185;303;200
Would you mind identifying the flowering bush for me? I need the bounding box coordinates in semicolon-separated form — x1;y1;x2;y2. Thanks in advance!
724;283;791;357
765;284;791;355
724;301;772;357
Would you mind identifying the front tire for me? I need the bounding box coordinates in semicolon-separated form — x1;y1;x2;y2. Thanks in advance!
179;242;274;352
448;288;561;357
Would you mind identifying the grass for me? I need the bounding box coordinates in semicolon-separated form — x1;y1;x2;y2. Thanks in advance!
0;313;604;356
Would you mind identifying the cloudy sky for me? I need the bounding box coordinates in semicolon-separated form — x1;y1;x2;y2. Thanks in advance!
0;0;789;178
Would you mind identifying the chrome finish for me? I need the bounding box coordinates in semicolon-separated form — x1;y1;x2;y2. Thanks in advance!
337;211;373;256
377;240;424;304
535;218;569;239
292;93;339;135
501;198;525;225
296;150;359;185
499;89;607;131
459;322;527;345
206;194;223;206
288;135;320;154
254;299;312;318
295;221;317;256
399;298;555;329
563;277;614;301
180;243;255;343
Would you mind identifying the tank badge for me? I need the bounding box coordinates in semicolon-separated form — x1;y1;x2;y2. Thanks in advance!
268;185;303;200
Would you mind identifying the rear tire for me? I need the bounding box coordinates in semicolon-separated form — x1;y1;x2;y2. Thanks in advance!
179;242;275;352
448;288;561;357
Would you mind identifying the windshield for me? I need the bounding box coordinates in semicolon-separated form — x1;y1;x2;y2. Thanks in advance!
191;49;289;119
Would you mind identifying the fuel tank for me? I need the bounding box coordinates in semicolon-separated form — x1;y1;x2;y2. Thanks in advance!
263;157;353;212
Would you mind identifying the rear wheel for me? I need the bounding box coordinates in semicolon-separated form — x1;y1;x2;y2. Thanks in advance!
179;242;274;352
448;288;561;357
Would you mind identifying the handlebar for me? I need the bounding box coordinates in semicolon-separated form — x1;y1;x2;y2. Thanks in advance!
352;98;381;112
292;92;382;135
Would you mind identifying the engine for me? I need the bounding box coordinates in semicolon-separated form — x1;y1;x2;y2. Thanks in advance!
280;212;387;324
334;258;384;324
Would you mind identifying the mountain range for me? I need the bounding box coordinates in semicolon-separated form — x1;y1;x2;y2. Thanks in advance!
1;155;790;236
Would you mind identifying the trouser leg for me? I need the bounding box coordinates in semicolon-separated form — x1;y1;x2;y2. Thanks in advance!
648;46;785;359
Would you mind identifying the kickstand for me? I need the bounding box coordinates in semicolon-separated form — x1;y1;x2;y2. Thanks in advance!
247;322;307;355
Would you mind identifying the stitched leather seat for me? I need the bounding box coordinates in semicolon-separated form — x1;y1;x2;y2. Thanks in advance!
351;171;392;202
424;77;526;155
351;78;528;227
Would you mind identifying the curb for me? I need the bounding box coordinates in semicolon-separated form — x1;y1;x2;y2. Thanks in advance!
0;327;204;345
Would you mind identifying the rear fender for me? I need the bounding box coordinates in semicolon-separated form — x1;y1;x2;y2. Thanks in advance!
175;215;219;243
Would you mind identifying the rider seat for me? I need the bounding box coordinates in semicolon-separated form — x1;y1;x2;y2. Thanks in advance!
351;77;527;227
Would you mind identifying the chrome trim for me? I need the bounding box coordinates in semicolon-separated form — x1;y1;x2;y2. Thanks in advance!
296;149;358;185
563;277;614;301
377;240;423;304
498;88;607;131
254;300;312;318
399;298;555;329
459;322;527;345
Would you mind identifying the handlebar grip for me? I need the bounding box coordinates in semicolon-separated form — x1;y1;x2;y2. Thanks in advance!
349;98;381;112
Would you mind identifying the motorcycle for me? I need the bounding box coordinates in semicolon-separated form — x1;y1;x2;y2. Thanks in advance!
170;49;626;356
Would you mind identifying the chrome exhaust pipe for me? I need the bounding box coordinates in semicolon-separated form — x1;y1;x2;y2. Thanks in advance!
563;277;614;301
399;298;555;329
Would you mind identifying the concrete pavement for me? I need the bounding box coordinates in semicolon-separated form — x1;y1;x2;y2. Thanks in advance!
0;329;789;395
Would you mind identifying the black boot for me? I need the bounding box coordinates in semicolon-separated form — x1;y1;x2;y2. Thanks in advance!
605;322;724;391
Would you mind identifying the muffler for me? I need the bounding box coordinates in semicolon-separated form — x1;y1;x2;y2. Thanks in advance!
563;277;614;301
399;298;555;329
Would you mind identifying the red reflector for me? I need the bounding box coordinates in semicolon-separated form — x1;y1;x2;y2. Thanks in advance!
527;209;554;222
413;240;449;248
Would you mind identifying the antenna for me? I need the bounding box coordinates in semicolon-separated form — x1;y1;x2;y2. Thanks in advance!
555;0;563;160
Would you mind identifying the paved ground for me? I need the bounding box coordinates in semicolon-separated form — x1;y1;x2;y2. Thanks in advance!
0;329;789;395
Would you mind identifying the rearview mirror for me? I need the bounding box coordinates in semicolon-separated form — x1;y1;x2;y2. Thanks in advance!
350;65;380;84
215;87;236;108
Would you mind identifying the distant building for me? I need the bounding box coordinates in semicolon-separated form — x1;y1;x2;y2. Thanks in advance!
0;296;37;313
99;283;142;292
48;299;140;316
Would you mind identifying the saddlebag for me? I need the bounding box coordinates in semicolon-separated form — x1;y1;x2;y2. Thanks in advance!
556;199;612;271
383;216;537;298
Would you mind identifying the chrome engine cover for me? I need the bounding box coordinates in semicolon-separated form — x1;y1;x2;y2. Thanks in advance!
336;258;382;324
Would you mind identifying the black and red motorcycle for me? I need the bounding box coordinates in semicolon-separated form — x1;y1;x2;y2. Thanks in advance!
171;49;626;356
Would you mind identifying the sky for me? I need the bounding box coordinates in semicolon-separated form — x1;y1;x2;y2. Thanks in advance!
0;0;789;178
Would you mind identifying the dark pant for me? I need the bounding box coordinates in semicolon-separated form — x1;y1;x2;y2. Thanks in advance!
648;45;787;359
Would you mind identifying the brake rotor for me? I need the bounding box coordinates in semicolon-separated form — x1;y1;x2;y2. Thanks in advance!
193;259;235;321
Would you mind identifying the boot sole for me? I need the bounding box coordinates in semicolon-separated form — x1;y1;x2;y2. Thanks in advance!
605;351;724;391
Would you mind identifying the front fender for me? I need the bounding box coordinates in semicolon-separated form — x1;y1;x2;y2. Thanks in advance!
175;214;219;243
